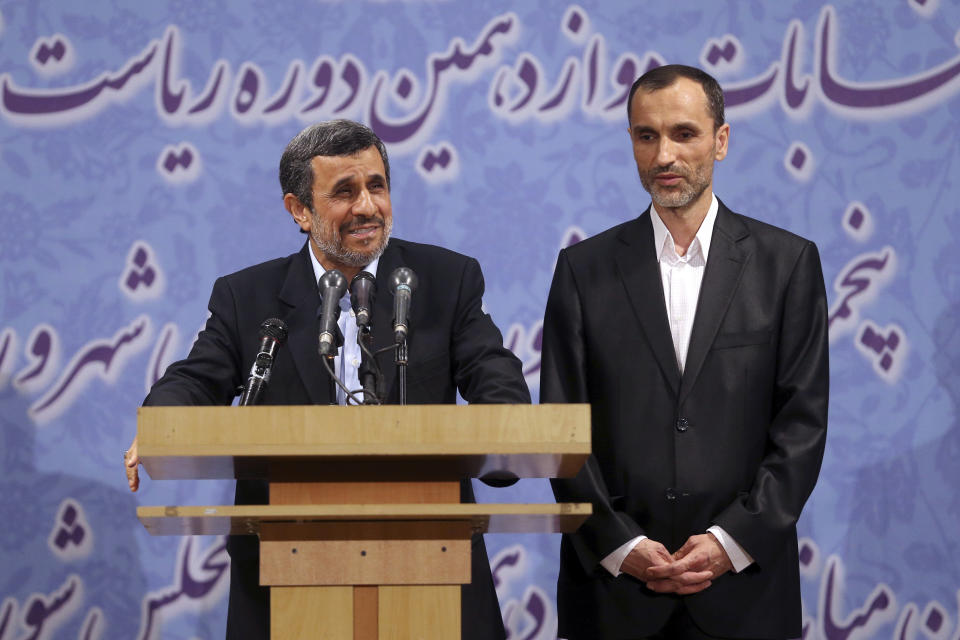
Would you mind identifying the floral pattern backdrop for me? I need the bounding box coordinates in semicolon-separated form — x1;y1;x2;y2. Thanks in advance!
1;1;959;638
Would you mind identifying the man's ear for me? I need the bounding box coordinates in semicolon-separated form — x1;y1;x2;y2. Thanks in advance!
284;193;311;232
714;123;730;162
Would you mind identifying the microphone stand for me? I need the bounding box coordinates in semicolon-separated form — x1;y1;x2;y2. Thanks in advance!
325;326;344;405
358;326;379;404
396;339;408;405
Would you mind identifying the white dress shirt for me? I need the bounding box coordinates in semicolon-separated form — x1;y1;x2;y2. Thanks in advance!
600;194;754;577
308;249;380;405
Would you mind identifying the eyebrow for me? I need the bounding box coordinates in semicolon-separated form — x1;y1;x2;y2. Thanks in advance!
329;172;385;192
632;121;703;135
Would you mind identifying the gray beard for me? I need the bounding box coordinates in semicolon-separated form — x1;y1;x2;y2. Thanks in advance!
312;216;393;268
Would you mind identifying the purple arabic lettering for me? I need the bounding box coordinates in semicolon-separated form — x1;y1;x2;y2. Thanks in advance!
827;248;895;333
158;27;184;116
855;320;908;382
0;599;14;640
159;27;232;124
147;323;178;391
816;5;960;112
723;62;779;109
22;575;83;640
503;586;555;640
187;60;230;117
920;601;948;636
369;13;517;146
137;537;229;640
1;328;19;390
334;58;363;113
186;63;228;114
820;558;895;640
782;21;811;112
520;589;547;640
29;315;152;424
538;58;578;113
233;64;262;116
602;54;639;112
1;38;157;123
80;608;103;640
511;57;539;112
33;38;67;66
894;604;917;640
583;35;601;108
262;61;303;115
299;58;336;114
13;324;59;394
492;548;523;590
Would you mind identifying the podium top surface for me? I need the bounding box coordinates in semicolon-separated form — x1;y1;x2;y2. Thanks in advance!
138;404;590;482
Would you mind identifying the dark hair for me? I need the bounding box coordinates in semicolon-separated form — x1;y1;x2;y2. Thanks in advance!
279;119;391;211
626;64;725;130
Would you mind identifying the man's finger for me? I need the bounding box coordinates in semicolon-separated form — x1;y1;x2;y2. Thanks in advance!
644;561;687;579
669;569;714;585
674;579;712;595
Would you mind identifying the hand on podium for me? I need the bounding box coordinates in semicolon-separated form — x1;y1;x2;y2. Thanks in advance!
125;435;140;492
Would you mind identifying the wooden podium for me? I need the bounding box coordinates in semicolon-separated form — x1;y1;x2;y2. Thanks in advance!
136;404;591;639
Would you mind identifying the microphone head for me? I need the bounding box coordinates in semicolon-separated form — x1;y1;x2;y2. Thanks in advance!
388;267;418;295
350;271;377;327
259;318;289;344
318;269;348;299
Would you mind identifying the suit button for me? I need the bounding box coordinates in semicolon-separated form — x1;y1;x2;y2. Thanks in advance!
665;488;677;501
676;417;689;432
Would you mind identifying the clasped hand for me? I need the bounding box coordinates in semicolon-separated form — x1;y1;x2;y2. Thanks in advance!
620;534;733;595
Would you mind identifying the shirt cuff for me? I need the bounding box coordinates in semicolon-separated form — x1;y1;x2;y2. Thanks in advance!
599;535;646;577
707;525;754;573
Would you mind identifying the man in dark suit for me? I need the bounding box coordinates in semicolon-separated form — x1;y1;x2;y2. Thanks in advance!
541;65;829;639
125;119;530;639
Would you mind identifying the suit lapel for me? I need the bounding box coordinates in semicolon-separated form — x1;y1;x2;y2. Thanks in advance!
278;243;330;405
679;202;750;404
615;212;682;396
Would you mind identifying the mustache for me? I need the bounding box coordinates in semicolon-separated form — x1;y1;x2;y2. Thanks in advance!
340;215;384;232
652;164;686;177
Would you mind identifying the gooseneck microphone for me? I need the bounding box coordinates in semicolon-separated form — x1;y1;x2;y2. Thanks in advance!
238;318;289;406
318;269;348;357
388;267;418;344
350;271;377;330
351;270;382;404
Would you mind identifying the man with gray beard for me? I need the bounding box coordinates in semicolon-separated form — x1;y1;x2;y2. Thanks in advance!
125;120;529;639
541;65;829;639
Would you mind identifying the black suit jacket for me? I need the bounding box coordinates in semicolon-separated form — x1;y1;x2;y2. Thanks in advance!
145;238;530;640
541;201;829;639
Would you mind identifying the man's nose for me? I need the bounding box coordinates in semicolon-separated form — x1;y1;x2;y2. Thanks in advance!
353;188;377;215
656;138;677;165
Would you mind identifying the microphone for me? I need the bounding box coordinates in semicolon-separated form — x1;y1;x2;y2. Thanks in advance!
318;269;348;357
239;318;288;406
388;267;418;344
350;271;377;330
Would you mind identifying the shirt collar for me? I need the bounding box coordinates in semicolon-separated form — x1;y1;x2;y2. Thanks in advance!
649;193;718;264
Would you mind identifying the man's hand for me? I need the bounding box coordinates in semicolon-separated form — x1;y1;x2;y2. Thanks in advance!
644;533;732;594
125;435;140;492
621;539;713;594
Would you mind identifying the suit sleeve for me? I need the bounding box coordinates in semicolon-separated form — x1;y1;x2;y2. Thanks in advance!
542;249;644;574
450;257;531;405
712;240;829;568
143;276;245;407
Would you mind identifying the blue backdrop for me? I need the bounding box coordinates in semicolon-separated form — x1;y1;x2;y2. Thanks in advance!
2;1;959;638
